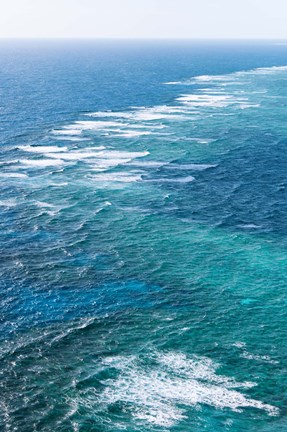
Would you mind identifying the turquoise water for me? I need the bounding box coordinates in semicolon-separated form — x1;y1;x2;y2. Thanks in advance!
1;41;287;431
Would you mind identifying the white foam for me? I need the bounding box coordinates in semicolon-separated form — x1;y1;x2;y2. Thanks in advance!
253;65;287;75
54;136;90;142
194;75;215;82
99;150;149;159
86;109;176;121
41;147;106;162
198;139;214;144
240;351;279;365
117;130;152;138
86;111;132;119
49;182;68;187
52;129;82;136
233;342;278;364
19;159;66;167
34;201;55;209
89;146;106;150
239;103;261;109
145;176;195;184
134;112;168;121
0;199;18;207
53;121;155;139
127;123;165;130
19;145;68;153
200;88;227;94
94;351;278;428
184;138;216;144
95;201;113;214
164;81;183;85
88;150;149;170
73;120;123;130
0;173;28;178
84;106;187;130
156;352;254;388
192;66;287;86
126;161;168;168
92;158;133;170
45;151;102;161
194;74;238;83
37;148;149;170
233;342;247;349
177;94;232;107
89;172;142;183
135;106;189;121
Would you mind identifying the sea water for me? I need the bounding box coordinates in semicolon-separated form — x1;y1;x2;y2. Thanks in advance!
1;40;287;431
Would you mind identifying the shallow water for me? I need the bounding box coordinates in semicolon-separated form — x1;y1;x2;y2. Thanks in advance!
1;40;287;431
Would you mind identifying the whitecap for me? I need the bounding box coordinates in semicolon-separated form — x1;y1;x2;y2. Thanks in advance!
133;112;169;121
239;103;261;109
89;173;142;183
84;106;187;125
83;351;279;428
194;75;220;82
126;161;168;168
238;224;261;229
183;137;215;144
88;150;149;170
0;173;28;178
100;150;149;159
86;111;133;119
116;130;152;138
240;351;279;365
19;145;68;153
144;176;195;184
88;146;106;150
194;74;238;83
34;201;55;209
233;343;279;365
191;66;287;86
233;342;247;349
0;199;18;207
91;158;133;170
134;106;188;121
19;159;66;167
164;81;183;85
54;136;91;142
253;65;287;75
45;151;101;161
177;94;232;107
52;129;82;136
95;201;113;214
74;120;124;130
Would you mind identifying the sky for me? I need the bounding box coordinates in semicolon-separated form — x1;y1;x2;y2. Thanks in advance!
0;0;287;39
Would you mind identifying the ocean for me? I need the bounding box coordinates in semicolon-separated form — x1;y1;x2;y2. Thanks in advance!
1;40;287;431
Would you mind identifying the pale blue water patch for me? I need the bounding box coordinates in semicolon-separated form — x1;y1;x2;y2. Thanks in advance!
1;41;287;431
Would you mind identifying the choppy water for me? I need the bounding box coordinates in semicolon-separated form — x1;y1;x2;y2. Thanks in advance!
1;41;287;431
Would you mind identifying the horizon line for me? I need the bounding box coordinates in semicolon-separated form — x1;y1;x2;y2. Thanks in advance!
0;37;287;41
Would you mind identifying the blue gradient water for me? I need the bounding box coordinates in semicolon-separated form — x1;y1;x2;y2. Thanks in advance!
1;40;287;431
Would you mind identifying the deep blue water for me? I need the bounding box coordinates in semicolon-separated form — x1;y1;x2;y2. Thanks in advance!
1;40;287;431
